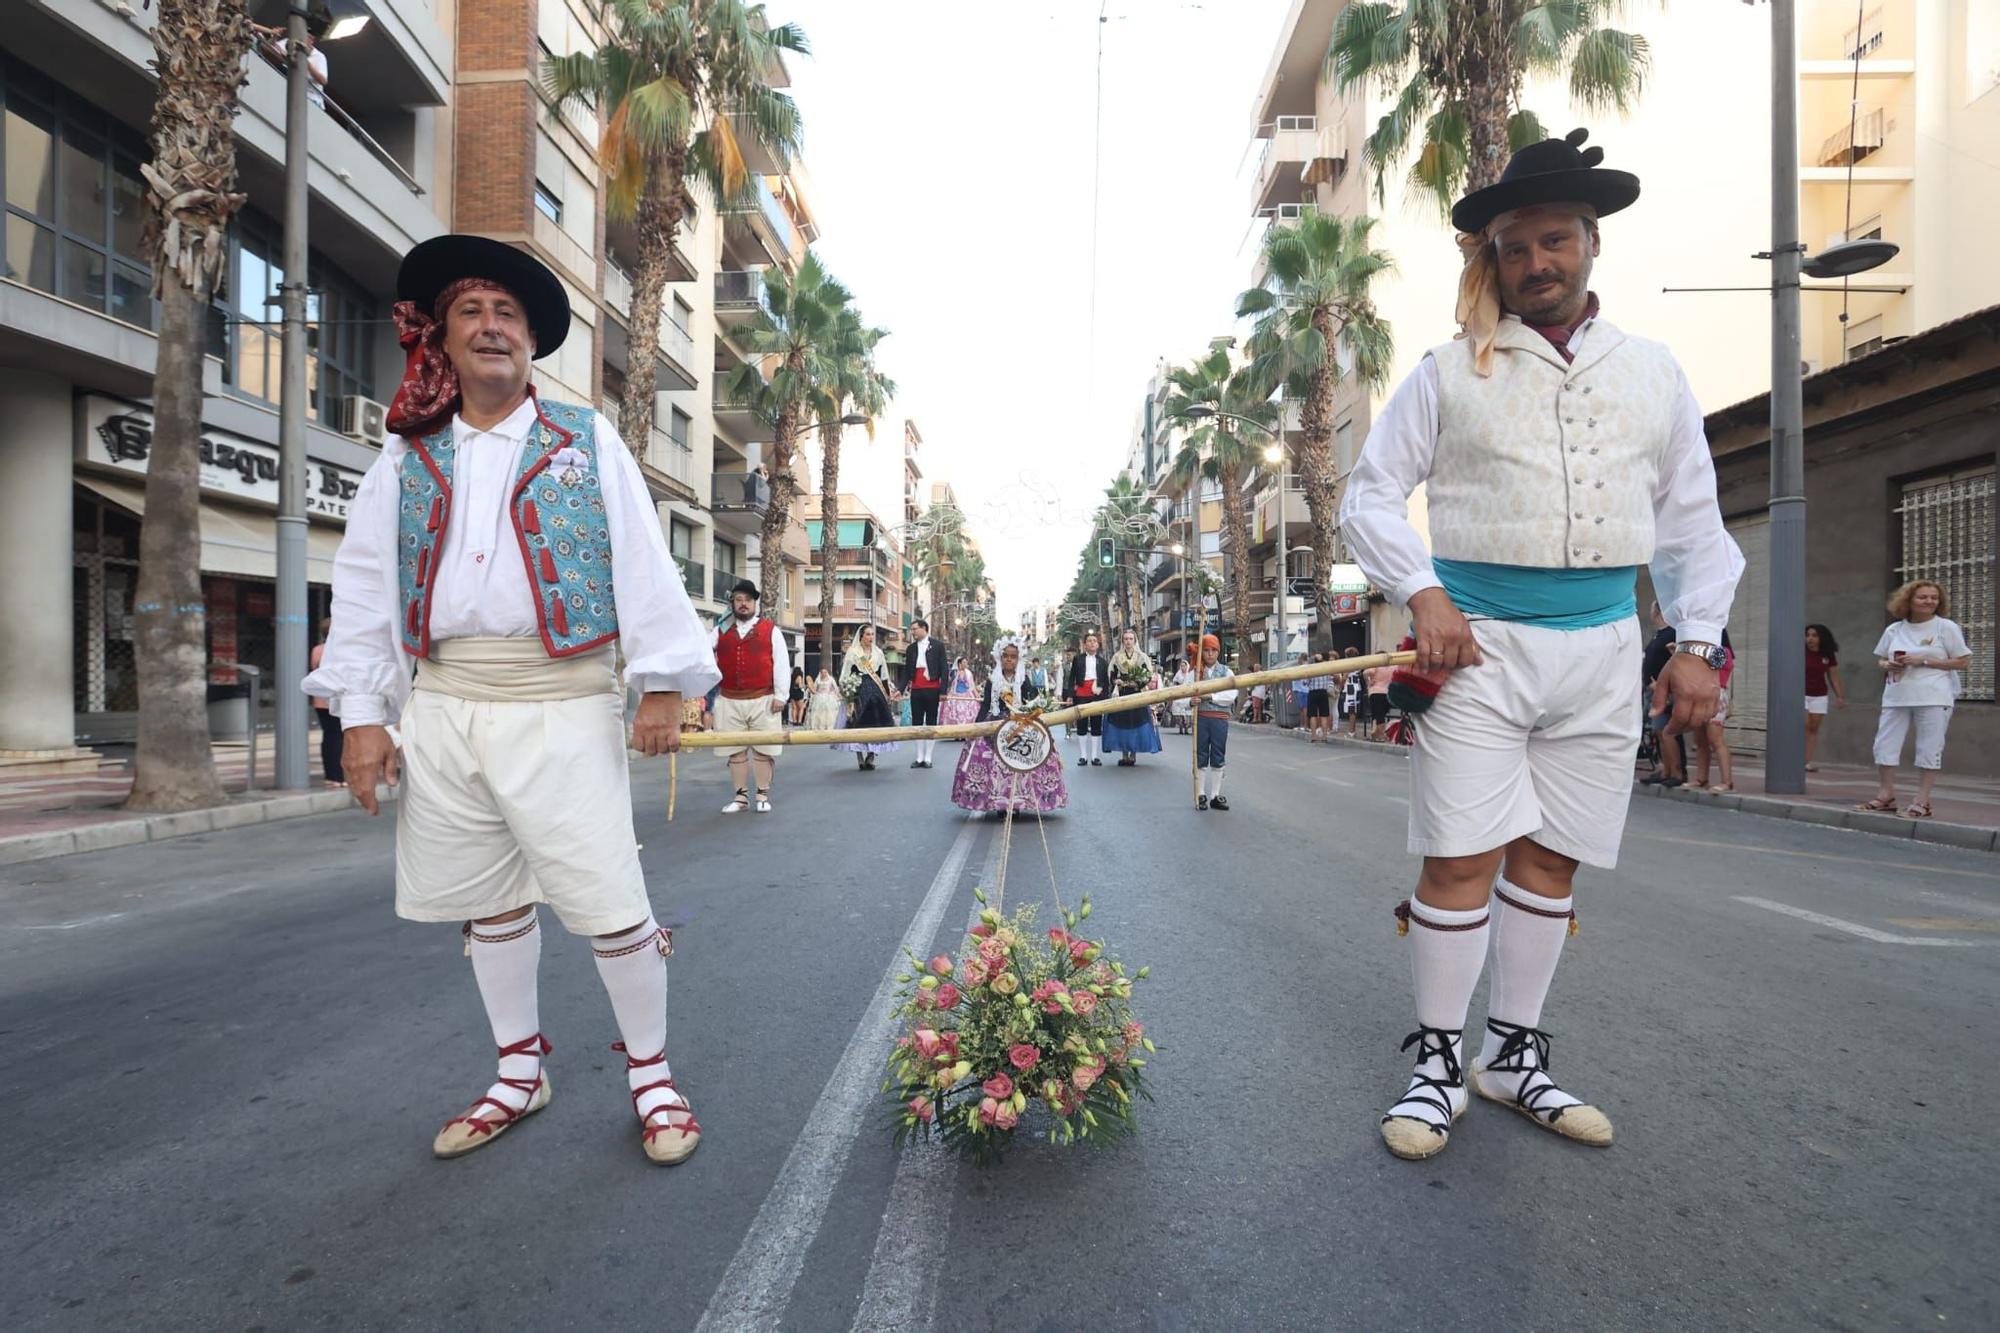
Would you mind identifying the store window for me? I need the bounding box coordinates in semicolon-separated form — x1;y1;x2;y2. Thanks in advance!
1896;466;1995;701
228;210;377;420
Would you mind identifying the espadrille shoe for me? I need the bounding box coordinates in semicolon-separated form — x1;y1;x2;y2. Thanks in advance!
432;1034;552;1159
1470;1019;1613;1147
614;1043;703;1166
1380;1027;1469;1161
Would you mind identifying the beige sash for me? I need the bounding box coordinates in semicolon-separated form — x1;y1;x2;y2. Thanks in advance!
414;637;617;702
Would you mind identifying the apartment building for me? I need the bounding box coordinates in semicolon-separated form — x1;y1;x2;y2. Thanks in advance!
458;0;819;651
1;0;450;765
801;492;905;673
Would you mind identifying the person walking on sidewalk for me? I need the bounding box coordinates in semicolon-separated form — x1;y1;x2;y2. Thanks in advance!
1363;659;1395;741
1339;132;1742;1162
1338;648;1365;737
898;617;949;769
1306;653;1336;742
1857;580;1971;819
712;580;787;814
1803;623;1845;772
1688;630;1736;794
302;235;719;1166
1194;635;1237;811
309;618;343;786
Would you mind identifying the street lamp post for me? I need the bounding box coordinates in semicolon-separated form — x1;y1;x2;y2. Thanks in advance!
273;1;314;790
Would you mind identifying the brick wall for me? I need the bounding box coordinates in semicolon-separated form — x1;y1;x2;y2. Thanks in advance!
452;82;534;234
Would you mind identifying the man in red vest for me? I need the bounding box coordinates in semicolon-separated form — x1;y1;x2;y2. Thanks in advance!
713;579;789;813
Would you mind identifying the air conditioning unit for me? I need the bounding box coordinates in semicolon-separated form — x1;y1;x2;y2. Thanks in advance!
334;394;388;445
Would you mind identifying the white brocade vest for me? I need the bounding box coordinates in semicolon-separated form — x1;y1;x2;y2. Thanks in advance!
1427;318;1681;569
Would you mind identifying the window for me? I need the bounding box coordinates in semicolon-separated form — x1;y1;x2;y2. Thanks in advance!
1895;466;1994;701
225;209;376;416
671;295;692;336
716;541;738;575
669;407;692;448
533;180;562;224
1845;315;1884;361
670;518;696;561
1335;420;1356;475
1;64;152;327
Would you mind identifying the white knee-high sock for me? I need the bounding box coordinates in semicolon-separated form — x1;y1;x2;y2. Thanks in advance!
592;917;686;1123
1208;768;1225;799
1477;881;1583;1113
468;911;544;1113
1386;897;1490;1131
1075;732;1089;763
1199;768;1212;797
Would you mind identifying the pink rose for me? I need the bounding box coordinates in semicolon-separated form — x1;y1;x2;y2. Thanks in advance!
908;1094;934;1122
992;1101;1020;1131
1073;1058;1103;1092
912;1028;943;1060
967;923;995;939
1008;1044;1040;1072
934;982;962;1009
977;1096;1002;1127
981;1073;1014;1100
1122;1021;1145;1047
1031;980;1069;1014
1069;939;1094;966
978;938;1007;967
938;1030;961;1060
1047;927;1070;948
930;954;954;976
961;958;989;987
1071;989;1098;1016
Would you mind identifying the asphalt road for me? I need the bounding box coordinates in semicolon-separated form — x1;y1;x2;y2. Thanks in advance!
4;726;1997;1331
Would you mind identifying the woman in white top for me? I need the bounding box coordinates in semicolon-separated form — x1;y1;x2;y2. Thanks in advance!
1857;580;1973;819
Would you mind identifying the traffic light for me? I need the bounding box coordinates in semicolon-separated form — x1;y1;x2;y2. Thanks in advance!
1097;537;1116;568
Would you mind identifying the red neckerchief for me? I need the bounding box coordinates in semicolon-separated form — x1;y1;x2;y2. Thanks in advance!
386;277;514;438
1523;291;1601;363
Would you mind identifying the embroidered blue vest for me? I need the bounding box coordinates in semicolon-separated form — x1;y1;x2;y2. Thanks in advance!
395;396;619;658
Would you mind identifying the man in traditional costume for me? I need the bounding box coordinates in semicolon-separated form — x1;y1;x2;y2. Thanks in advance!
1063;631;1111;767
1194;635;1236;811
898;617;950;769
303;235;720;1165
713;579;787;813
1340;132;1742;1160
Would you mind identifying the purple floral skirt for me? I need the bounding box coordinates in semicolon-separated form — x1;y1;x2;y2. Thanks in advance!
950;738;1067;813
938;694;981;726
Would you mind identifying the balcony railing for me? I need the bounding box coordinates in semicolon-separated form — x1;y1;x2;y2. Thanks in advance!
714;373;764;414
713;568;743;602
651;427;697;490
1819;108;1885;167
724;175;801;265
712;472;770;511
714;268;768;313
677;558;707;601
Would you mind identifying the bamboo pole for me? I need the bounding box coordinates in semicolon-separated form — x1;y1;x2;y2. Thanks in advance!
669;650;1415;750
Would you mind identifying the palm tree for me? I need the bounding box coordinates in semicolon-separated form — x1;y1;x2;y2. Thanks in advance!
721;251;852;608
906;504;967;646
813;311;893;697
1094;476;1162;636
1163;348;1278;658
1327;1;1651;210
1239;210;1394;618
545;1;805;443
126;0;255;812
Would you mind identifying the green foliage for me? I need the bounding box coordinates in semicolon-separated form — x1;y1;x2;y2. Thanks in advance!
1238;211;1395;403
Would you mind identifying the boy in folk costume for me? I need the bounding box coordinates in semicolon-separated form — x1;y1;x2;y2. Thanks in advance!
713;579;788;813
304;236;720;1165
1193;635;1236;811
1063;631;1112;766
1340;133;1741;1160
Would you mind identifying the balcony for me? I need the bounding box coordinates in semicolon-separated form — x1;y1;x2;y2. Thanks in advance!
1251;115;1318;213
1253;481;1312;548
723;175;804;270
677;558;708;603
649;426;697;490
713;567;745;602
1818;108;1885;167
711;471;769;538
602;281;698;392
713;373;775;443
714;269;770;327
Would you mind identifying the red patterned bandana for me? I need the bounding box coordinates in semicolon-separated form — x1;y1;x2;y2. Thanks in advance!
385;277;513;439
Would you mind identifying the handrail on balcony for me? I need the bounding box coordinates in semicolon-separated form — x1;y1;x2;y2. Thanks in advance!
715;269;767;307
712;472;770;510
676;558;707;600
253;42;424;195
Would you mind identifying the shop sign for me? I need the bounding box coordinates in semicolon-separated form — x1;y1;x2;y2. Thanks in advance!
1326;564;1369;594
1331;592;1366;619
76;395;365;523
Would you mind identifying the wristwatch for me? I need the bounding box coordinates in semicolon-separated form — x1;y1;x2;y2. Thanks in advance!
1675;641;1728;670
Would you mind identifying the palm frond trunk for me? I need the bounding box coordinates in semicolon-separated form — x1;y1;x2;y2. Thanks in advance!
1219;465;1255;666
619;158;688;443
1297;310;1342;640
816;422;842;678
758;393;803;631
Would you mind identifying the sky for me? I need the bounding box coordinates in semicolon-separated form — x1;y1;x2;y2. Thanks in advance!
786;0;1295;626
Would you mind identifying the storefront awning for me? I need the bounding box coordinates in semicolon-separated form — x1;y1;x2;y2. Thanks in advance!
76;475;345;584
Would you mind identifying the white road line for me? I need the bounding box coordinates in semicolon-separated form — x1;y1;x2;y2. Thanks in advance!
695;818;982;1333
847;836;1004;1332
1732;896;1989;947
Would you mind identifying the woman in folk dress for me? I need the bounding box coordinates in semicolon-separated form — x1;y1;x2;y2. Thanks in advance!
833;624;903;771
938;655;981;727
1101;629;1162;765
951;638;1067;814
806;667;842;732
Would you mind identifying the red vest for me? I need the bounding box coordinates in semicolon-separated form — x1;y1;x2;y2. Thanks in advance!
715;617;776;693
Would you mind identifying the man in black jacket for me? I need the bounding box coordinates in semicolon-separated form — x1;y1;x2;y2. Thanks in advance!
1063;630;1111;766
897;618;949;768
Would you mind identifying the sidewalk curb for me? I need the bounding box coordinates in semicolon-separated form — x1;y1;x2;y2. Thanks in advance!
1267;726;1999;855
0;786;397;868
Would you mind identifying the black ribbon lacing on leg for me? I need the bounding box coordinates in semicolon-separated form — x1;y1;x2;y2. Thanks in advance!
1482;1018;1570;1124
1381;1025;1464;1138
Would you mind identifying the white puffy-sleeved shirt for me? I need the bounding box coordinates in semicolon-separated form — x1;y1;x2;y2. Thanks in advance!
1338;314;1744;646
302;396;721;726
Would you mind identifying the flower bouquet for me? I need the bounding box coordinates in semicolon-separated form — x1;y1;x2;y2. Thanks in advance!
884;892;1155;1162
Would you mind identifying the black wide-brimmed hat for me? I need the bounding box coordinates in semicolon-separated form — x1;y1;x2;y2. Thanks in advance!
730;579;760;600
397;234;569;358
1450;128;1640;235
